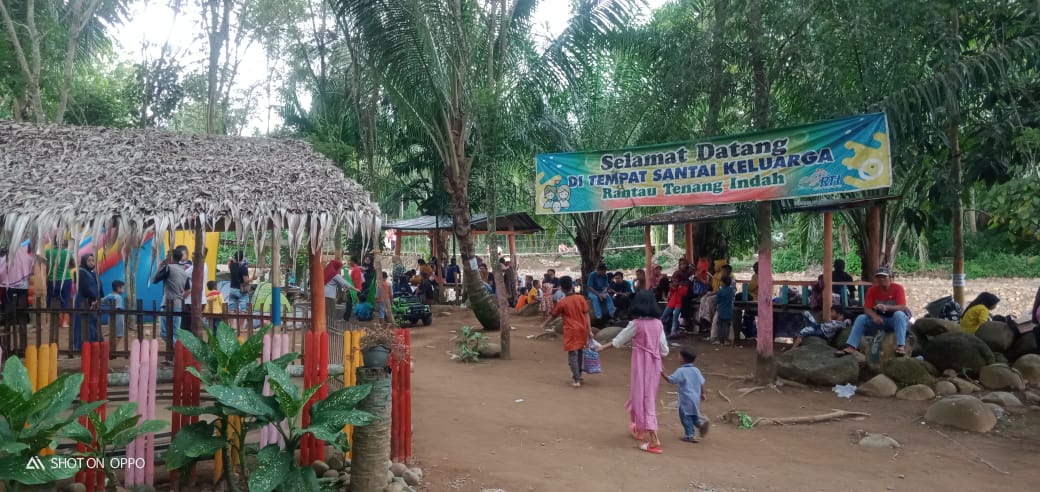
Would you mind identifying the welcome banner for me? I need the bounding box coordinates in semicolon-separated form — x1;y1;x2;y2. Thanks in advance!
534;113;892;214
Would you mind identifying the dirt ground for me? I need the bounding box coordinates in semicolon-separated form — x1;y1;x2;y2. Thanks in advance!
409;306;1040;492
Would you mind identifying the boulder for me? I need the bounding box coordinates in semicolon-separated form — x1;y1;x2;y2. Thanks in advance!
881;358;936;386
323;470;341;479
980;391;1023;408
975;322;1015;353
1012;353;1040;385
594;325;624;345
994;353;1009;364
922;331;995;374
776;343;859;386
518;303;541;317
801;335;830;347
312;460;330;475
924;395;997;432
934;380;957;396
327;455;345;472
858;434;901;449
857;374;898;398
951;377;982;394
402;470;421;486
832;326;853;349
390;462;409;478
985;403;1006;419
914;318;961;337
865;332;917;373
1006;333;1037;362
409;467;424;482
979;364;1025;391
921;360;939;377
1023;391;1040;405
896;384;935;401
478;342;502;359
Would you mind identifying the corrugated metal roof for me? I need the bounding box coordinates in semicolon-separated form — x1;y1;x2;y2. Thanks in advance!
386;212;544;233
623;196;900;227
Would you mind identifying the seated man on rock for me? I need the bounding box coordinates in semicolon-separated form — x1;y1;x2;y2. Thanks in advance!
835;267;909;357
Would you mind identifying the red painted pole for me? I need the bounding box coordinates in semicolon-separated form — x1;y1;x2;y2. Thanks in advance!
301;331;313;465
403;330;412;461
316;330;329;462
390;330;400;461
97;341;109;490
76;342;92;486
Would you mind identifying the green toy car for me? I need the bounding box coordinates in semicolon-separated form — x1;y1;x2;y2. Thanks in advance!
392;295;432;326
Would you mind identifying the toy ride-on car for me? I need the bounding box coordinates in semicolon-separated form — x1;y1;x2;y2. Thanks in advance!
393;294;432;326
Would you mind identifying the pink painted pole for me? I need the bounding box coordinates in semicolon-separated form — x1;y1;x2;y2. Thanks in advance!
145;339;158;485
261;333;273;447
756;202;775;384
126;339;140;486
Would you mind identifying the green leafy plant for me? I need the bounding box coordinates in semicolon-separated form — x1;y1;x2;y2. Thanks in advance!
0;357;100;489
68;402;166;488
453;326;488;363
167;323;375;492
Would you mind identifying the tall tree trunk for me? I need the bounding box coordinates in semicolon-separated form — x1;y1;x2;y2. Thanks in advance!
55;0;102;125
205;0;231;135
447;149;500;331
949;6;965;306
706;0;728;135
748;0;774;383
917;232;929;271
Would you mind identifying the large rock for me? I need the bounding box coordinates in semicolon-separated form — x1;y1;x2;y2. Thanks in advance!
985;403;1007;419
975;322;1015;353
518;303;541;317
865;332;917;373
896;384;936;401
924;395;997;432
594;325;624;345
950;377;982;394
858;434;901;449
1012;353;1040;385
1006;333;1037;362
857;374;898;398
979;364;1025;391
981;391;1023;408
914;318;961;337
832;326;853;349
882;358;936;386
776;343;860;386
934;380;958;396
478;342;502;359
922;332;995;374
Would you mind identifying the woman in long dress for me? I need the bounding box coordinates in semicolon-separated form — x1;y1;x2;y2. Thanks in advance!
597;290;670;454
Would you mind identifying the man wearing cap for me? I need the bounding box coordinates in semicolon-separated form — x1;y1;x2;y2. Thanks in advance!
586;263;617;321
836;267;909;357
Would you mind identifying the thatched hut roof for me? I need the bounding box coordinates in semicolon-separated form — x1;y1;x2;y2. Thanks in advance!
0;121;381;256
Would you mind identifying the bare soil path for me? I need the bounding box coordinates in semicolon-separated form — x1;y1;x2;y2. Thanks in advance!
410;307;1039;492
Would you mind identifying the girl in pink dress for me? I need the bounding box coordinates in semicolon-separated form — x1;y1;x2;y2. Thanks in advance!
539;273;554;319
597;290;670;454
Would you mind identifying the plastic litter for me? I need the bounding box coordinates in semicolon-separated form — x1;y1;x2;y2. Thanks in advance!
833;383;857;398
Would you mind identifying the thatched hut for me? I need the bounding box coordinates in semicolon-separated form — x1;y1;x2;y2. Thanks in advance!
0;121;381;333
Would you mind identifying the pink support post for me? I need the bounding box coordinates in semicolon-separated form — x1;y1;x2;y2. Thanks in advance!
145;339;158;485
126;339;141;487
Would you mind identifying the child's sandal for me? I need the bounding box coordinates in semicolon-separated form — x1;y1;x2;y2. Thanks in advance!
639;442;663;454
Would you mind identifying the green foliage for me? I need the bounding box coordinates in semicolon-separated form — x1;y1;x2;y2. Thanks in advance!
602;249;646;271
453;326;488;363
167;323;374;491
0;358;100;487
71;402;166;488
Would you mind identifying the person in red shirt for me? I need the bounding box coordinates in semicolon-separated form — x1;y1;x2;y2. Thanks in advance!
542;276;592;387
836;267;909;357
660;276;688;338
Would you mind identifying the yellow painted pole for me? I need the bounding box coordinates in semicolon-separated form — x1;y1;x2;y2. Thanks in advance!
26;345;38;392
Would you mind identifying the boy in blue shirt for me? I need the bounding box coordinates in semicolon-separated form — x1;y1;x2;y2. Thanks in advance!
662;348;710;442
714;275;736;345
100;280;126;340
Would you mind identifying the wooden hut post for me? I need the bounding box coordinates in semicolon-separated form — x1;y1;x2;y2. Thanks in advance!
866;206;881;278
755;202;776;384
271;222;282;329
684;223;695;261
394;229;403;257
822;212;834;315
507;234;517;271
644;226;653;275
191;223;205;336
310;233;326;334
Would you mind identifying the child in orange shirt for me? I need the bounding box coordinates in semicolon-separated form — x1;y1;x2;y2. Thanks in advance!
541;276;592;387
205;280;225;332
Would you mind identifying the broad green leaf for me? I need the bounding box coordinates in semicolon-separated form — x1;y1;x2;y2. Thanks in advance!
0;386;31;428
205;385;278;420
2;357;32;400
310;409;376;431
185;366;205;383
0;454;79;484
300;425;342;443
265;363;300;418
176;328;215;371
214;322;240;363
107;402;139;428
230;325;269;375
0;441;29;454
25;373;84;427
111;420;166;448
68;400;106;420
165;421;225;470
313;384;372;414
280;466;320;492
247;444;291;492
61;421;95;444
234;360;262;386
269;352;298;370
169;405;224;417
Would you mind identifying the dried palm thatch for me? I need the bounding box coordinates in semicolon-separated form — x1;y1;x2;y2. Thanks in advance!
0;121;381;262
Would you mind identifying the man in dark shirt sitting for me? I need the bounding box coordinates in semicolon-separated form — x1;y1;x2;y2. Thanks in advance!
609;271;634;319
832;259;856;302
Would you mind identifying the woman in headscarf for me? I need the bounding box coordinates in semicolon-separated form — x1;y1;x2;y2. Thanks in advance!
323;259;352;324
74;253;102;349
960;292;1000;335
360;254;377;303
597;290;670;454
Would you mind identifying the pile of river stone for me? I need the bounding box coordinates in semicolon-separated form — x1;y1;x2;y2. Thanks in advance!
303;451;422;492
774;316;1040;433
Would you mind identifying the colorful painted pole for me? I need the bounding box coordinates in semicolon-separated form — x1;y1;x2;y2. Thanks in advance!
271;223;282;328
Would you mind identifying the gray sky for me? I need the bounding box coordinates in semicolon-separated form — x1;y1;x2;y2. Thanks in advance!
113;0;669;133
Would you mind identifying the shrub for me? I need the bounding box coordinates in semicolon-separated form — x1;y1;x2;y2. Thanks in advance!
453;326;488;363
602;249;646;270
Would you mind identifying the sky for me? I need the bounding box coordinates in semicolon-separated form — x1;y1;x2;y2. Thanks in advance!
112;0;669;134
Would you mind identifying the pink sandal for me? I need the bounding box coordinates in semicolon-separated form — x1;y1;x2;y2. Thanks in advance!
639;442;663;454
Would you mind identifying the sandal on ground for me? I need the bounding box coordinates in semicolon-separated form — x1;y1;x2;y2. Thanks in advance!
697;419;711;437
639;442;663;454
894;346;907;356
834;346;857;357
681;436;699;443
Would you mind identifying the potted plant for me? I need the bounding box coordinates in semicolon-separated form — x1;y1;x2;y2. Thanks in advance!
359;323;395;368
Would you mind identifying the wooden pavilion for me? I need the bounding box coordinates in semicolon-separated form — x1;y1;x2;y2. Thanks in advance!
386;212;543;264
